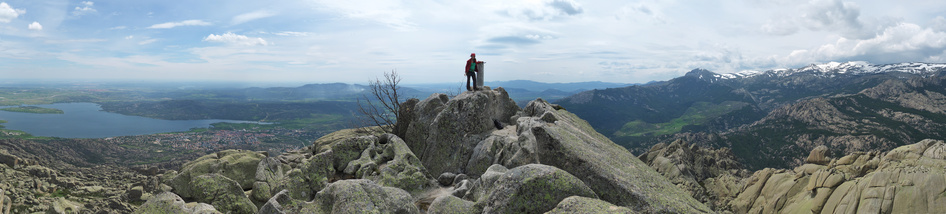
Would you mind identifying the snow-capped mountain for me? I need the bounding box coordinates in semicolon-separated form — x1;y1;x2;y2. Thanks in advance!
714;61;946;80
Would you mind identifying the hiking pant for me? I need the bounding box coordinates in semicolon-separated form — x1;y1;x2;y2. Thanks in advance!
466;71;477;91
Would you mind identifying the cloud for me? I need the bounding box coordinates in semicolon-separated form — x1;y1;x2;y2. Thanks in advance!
232;10;276;25
932;16;946;32
761;18;799;36
28;21;41;30
203;32;268;46
801;0;869;38
504;0;584;21
615;2;667;24
785;23;946;65
147;20;212;29
73;1;97;16
139;39;158;45
478;23;558;49
312;0;416;31
0;2;26;23
271;31;310;36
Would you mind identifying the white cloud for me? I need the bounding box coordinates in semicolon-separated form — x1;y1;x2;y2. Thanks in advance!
504;0;584;21
932;16;946;32
271;31;310;36
761;18;799;36
477;23;559;51
147;20;212;29
311;0;416;31
232;10;275;25
0;2;26;23
28;21;41;30
110;26;127;30
73;1;97;16
139;39;158;45
203;32;268;46
616;2;667;24
784;23;946;65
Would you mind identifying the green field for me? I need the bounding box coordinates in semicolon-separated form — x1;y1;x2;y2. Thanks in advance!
613;101;749;137
0;106;65;114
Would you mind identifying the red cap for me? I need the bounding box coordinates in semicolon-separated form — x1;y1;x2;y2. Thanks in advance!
471;53;476;57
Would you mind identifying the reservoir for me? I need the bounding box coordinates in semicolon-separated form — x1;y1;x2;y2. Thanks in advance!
0;103;262;138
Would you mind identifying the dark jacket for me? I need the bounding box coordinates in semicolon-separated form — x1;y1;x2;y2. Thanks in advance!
465;57;478;74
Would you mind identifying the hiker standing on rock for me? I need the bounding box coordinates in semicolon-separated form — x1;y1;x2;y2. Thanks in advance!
465;53;479;91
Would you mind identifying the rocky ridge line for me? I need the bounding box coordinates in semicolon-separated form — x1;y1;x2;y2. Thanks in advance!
135;87;710;213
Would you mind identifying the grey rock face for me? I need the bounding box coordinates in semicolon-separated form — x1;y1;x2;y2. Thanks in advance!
400;88;520;176
170;149;266;191
474;164;597;214
393;88;710;213
135;192;221;214
257;189;291;214
546;196;636;214
282;179;420;214
522;100;712;213
171;173;257;214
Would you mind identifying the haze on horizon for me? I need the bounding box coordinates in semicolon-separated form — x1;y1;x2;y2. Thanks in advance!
1;0;945;84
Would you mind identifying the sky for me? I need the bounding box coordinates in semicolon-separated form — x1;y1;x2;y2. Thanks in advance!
1;0;945;84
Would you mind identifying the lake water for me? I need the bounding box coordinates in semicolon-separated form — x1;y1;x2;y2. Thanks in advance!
0;103;261;138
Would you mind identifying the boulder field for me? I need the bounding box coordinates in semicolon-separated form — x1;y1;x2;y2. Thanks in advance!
640;138;946;214
140;87;711;213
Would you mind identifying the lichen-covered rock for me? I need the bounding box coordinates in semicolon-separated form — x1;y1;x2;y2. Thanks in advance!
523;99;712;213
427;195;477;214
258;189;291;214
171;149;266;190
275;150;334;201
51;197;82;214
344;134;432;192
250;157;287;204
135;192;221;214
400;88;520;176
546;196;636;214
397;90;710;213
171;173;257;214
282;179;420;214
473;164;598;214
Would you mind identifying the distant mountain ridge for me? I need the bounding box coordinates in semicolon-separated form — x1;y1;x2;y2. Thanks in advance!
556;61;946;170
694;61;946;81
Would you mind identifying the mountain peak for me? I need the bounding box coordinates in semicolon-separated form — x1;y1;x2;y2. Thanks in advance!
682;68;725;83
684;68;716;77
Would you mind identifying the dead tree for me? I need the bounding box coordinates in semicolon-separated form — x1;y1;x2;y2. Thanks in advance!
356;70;403;134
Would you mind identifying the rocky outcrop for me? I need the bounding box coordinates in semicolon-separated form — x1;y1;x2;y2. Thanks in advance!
393;88;710;213
546;196;636;214
281;179;420;213
398;88;521;176
169;149;266;190
638;139;749;211
469;164;597;213
0;147;140;213
135;192;220;214
729;139;946;214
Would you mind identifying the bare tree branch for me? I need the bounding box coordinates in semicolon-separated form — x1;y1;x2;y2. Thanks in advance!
355;69;403;134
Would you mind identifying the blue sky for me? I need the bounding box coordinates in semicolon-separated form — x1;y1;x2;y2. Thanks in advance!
1;0;945;84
